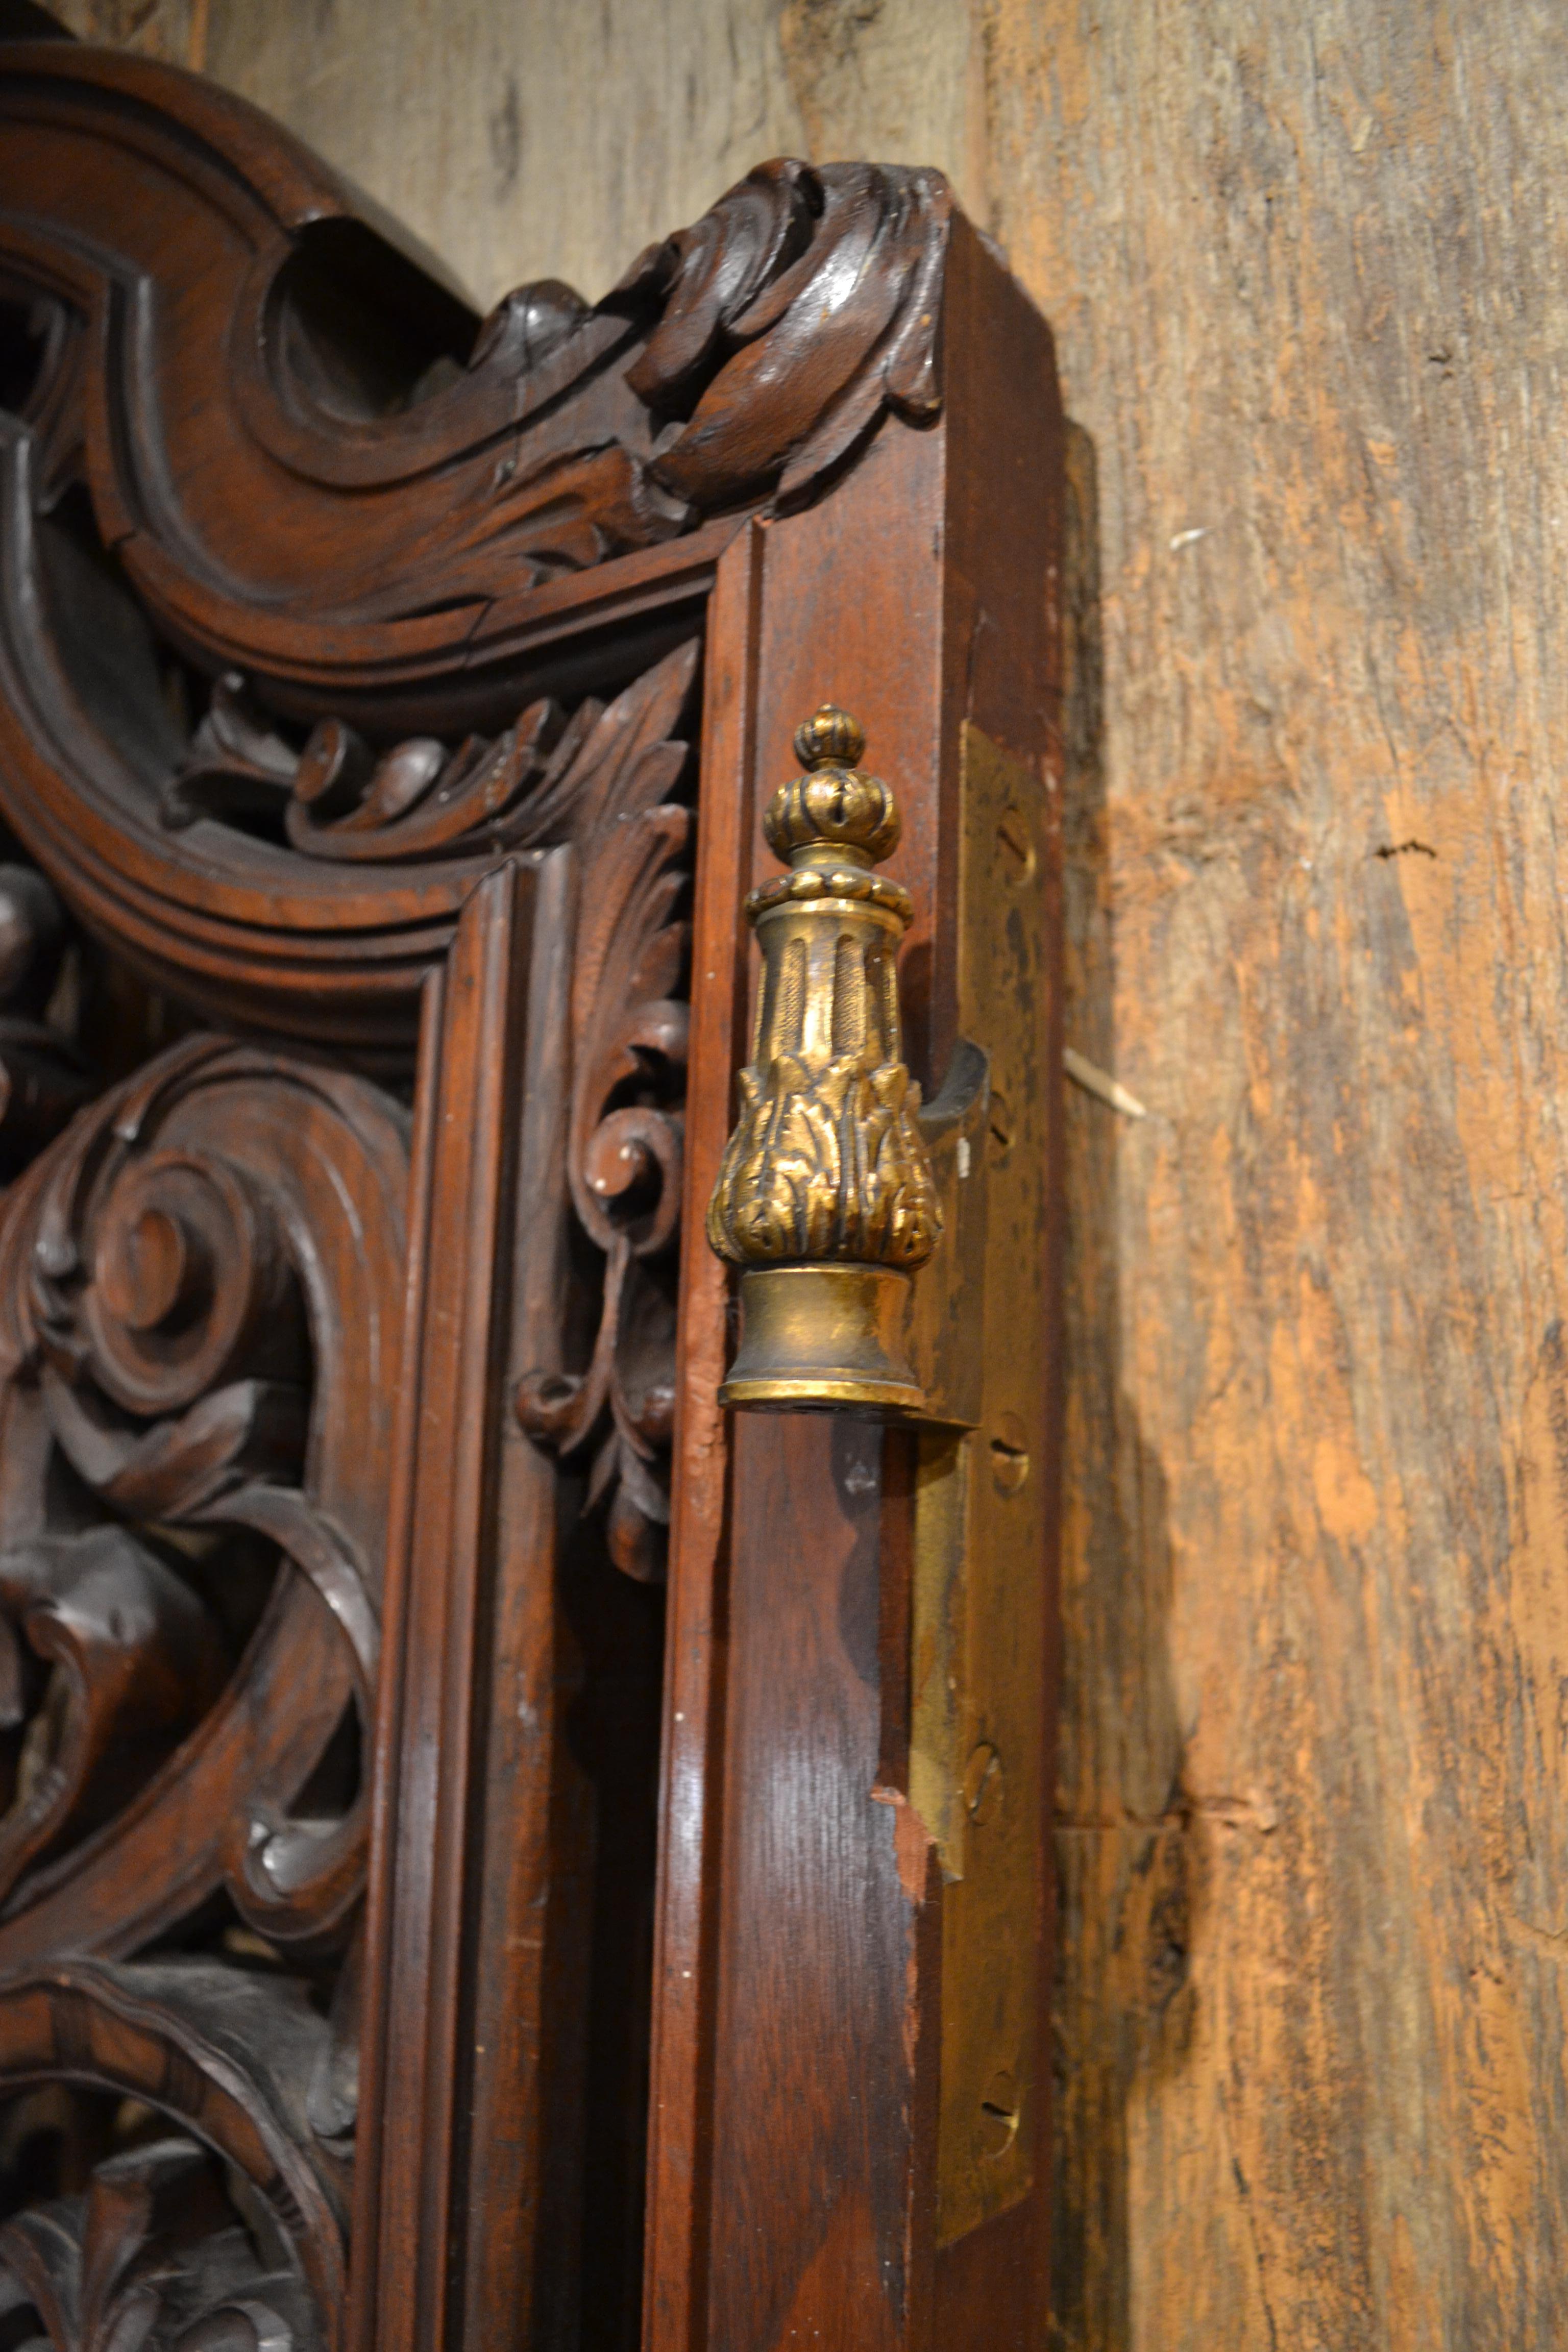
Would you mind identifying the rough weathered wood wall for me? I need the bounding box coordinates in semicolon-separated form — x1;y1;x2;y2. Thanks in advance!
52;1;1568;2342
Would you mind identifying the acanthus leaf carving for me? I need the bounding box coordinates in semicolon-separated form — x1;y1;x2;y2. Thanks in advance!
0;1037;406;1972
0;1958;347;2352
2;49;951;681
0;53;955;1049
0;1024;408;2352
706;709;942;1275
0;2134;307;2352
235;159;949;618
615;158;948;513
0;1526;225;1908
513;642;696;1582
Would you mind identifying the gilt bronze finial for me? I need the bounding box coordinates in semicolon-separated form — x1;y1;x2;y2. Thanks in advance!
706;706;941;1411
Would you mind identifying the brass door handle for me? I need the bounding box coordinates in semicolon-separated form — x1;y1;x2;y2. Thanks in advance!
706;705;951;1413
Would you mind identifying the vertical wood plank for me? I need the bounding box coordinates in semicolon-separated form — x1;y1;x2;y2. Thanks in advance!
348;962;445;2352
692;232;1064;2351
708;1414;922;2352
461;845;578;2349
645;525;764;2352
351;862;534;2352
698;418;944;2352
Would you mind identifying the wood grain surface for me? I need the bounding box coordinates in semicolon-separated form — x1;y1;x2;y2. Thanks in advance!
47;0;1568;2343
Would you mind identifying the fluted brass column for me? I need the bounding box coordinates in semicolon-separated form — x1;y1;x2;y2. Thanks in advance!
706;705;941;1411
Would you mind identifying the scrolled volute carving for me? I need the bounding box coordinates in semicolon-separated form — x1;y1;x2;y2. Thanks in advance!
0;52;957;1043
514;644;696;1582
166;665;677;872
610;158;948;517
0;1959;345;2352
0;1037;406;1963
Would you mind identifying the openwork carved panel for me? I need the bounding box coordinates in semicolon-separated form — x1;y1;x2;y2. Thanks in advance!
0;31;1063;2352
0;1029;407;2350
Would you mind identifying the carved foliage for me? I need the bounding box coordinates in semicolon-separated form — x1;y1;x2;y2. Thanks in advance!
0;1038;404;1952
611;158;948;516
0;2134;304;2352
514;644;696;1581
167;663;675;870
258;159;950;611
0;46;952;674
162;639;696;1574
0;1035;408;2352
0;57;954;1048
0;1960;345;2352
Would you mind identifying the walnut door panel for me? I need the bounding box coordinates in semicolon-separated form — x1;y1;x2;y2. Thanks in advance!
0;38;1062;2352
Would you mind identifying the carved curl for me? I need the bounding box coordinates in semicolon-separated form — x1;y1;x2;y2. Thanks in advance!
0;1039;406;1964
0;49;952;1041
512;644;697;1582
0;1960;345;2352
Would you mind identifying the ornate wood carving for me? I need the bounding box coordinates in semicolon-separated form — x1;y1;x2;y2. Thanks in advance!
0;1960;345;2352
0;32;1063;2352
0;1025;406;2350
0;41;948;1043
512;643;695;1580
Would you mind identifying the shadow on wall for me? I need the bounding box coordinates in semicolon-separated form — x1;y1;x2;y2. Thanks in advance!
1049;423;1201;2349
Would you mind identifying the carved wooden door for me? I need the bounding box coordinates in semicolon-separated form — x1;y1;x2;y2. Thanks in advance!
0;37;1063;2352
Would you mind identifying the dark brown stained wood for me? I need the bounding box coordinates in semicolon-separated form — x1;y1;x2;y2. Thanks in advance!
654;212;1063;2352
0;39;1062;2352
0;40;953;1041
0;1025;411;2348
461;844;577;2351
351;861;533;2352
712;1413;923;2352
691;417;943;2352
643;522;763;2352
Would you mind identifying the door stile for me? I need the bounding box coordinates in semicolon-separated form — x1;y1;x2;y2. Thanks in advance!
700;410;947;2352
647;217;1065;2352
351;860;541;2352
644;525;763;2352
350;957;447;2352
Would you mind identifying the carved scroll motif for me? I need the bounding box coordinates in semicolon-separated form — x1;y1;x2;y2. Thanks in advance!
513;644;697;1582
0;1034;407;2351
160;638;696;1573
0;46;953;1043
166;653;687;871
3;82;949;653
0;1962;345;2352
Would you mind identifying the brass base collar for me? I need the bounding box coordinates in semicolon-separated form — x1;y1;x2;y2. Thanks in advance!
718;1263;923;1414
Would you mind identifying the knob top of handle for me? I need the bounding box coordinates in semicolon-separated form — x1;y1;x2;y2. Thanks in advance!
763;705;901;868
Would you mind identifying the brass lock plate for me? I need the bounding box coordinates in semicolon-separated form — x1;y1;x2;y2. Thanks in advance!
911;722;1051;2247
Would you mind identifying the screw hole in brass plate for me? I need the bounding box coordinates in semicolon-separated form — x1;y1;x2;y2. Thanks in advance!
988;1412;1030;1494
995;806;1036;886
978;2072;1021;2161
963;1740;1003;1824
